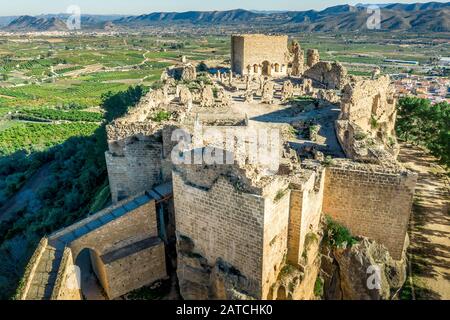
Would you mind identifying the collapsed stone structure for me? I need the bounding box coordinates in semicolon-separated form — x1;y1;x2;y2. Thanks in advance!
168;56;197;81
304;61;348;90
336;75;399;164
19;34;417;301
282;80;294;102
290;41;304;77
306;49;320;68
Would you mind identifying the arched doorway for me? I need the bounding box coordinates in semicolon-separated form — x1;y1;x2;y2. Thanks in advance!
276;286;287;300
253;64;259;74
274;63;280;73
74;248;108;300
262;61;271;76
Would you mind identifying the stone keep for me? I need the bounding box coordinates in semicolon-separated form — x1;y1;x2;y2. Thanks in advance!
231;34;289;77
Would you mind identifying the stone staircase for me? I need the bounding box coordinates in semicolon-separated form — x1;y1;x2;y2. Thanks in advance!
25;243;65;300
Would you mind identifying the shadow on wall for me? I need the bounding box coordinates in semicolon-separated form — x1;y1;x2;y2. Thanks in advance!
74;248;107;300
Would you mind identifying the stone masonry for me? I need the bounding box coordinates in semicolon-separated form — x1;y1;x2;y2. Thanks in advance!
19;35;417;300
231;34;289;77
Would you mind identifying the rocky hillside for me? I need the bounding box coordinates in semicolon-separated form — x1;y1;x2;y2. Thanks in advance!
2;14;123;31
114;9;262;25
4;16;69;32
2;2;449;32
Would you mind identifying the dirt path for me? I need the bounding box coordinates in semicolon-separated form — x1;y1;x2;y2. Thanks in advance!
398;143;450;300
0;163;51;221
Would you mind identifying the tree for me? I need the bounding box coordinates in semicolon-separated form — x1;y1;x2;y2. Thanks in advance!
396;97;450;167
197;61;208;72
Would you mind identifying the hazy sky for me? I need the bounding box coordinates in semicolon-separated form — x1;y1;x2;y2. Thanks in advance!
0;0;447;16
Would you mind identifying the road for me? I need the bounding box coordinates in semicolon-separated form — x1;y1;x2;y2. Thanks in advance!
399;143;450;300
0;163;51;221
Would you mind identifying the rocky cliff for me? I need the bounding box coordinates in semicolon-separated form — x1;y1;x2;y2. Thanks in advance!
320;236;408;300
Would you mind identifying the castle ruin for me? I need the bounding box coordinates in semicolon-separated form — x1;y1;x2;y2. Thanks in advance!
18;34;417;301
231;34;290;77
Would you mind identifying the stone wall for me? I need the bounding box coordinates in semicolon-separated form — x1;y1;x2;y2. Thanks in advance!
14;237;49;300
336;75;399;163
50;197;167;299
304;61;348;90
68;199;158;265
101;238;166;298
231;34;289;77
106;122;158;147
340;76;396;131
90;248;110;296
287;169;325;266
261;179;291;299
51;248;82;300
173;170;267;297
323;164;417;260
106;140;163;203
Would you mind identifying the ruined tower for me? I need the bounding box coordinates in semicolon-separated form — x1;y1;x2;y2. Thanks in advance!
231;34;289;77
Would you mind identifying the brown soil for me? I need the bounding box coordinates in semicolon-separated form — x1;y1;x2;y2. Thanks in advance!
398;143;450;300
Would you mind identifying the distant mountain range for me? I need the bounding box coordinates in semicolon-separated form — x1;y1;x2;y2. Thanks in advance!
1;2;449;32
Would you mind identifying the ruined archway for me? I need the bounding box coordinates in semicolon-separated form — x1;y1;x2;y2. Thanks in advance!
274;63;280;73
74;248;108;300
276;286;287;300
262;61;271;76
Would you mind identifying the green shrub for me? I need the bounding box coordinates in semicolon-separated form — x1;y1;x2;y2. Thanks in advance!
279;264;299;277
274;188;288;202
323;216;358;249
387;136;396;148
354;132;367;141
287;125;299;138
150;81;164;90
89;183;110;213
152;111;171;122
314;276;324;297
197;61;209;72
370;116;379;129
322;156;334;167
18;108;103;122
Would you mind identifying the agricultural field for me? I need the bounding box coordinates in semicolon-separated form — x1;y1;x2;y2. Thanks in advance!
1;33;445;117
0;35;228;110
296;33;450;76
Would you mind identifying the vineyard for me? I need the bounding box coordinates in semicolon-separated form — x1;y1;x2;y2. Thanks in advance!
0;122;99;155
15;108;103;122
0;81;130;107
